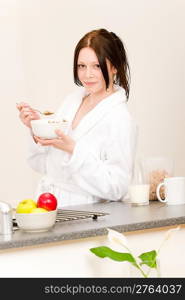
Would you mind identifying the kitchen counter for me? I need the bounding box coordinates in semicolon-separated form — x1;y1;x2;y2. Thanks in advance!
1;200;185;250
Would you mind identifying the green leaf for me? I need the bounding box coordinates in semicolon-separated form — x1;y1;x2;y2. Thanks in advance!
90;246;138;268
139;250;157;268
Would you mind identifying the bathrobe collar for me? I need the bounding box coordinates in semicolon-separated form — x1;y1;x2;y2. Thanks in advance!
68;86;127;140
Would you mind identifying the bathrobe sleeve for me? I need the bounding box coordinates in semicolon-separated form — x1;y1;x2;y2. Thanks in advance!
61;117;138;201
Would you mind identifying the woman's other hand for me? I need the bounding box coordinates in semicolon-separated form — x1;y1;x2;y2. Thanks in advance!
33;129;75;154
16;102;40;128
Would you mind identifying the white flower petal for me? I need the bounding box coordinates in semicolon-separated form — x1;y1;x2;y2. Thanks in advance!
107;228;129;250
158;226;180;253
164;226;180;241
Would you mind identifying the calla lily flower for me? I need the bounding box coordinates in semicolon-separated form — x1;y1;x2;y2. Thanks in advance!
107;228;130;251
163;226;180;241
158;226;180;253
90;226;180;278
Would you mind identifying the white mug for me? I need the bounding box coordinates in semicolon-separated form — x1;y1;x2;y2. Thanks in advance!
156;177;185;205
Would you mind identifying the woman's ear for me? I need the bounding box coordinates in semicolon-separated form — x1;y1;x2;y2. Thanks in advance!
112;66;117;74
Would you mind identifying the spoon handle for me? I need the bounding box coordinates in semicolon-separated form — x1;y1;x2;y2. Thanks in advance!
16;103;53;115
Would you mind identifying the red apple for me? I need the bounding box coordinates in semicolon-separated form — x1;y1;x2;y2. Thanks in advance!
37;193;57;211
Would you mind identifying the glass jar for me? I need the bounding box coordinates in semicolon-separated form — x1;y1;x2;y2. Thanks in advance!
140;157;174;201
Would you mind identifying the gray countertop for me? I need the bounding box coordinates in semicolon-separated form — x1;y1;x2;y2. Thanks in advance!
0;200;185;250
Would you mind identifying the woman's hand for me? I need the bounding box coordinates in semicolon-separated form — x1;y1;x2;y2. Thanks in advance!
33;129;76;154
16;102;40;128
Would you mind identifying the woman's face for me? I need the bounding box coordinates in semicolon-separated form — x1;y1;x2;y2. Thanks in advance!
77;47;116;94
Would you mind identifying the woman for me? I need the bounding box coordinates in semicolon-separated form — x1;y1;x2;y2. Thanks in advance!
17;28;138;207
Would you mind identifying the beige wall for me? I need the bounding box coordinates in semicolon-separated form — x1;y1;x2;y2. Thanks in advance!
0;0;185;207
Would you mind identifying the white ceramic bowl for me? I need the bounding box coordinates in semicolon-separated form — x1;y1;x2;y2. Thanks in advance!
15;209;57;232
31;118;69;139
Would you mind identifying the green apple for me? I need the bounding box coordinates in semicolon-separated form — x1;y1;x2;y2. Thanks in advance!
31;207;48;213
16;199;37;213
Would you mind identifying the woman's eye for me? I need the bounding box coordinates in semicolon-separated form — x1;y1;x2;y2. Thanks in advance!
77;64;85;69
94;64;100;69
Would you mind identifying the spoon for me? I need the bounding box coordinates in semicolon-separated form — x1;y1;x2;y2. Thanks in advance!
34;109;54;116
16;103;54;116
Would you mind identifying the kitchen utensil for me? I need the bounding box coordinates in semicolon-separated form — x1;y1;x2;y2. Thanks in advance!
33;109;54;116
16;103;54;116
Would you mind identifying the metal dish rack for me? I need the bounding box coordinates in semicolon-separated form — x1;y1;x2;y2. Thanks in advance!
56;209;109;221
13;209;109;231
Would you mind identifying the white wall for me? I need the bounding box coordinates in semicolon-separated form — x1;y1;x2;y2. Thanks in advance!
0;0;185;207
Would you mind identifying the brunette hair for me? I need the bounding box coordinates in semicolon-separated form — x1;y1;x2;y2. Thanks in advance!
73;28;130;99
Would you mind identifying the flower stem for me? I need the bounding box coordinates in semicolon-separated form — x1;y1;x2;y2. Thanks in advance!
124;245;148;278
136;264;148;278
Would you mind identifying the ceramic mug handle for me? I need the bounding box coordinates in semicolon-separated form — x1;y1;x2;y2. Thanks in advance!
156;182;167;202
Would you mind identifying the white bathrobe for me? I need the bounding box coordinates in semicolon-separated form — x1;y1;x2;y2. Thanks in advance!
27;86;138;207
